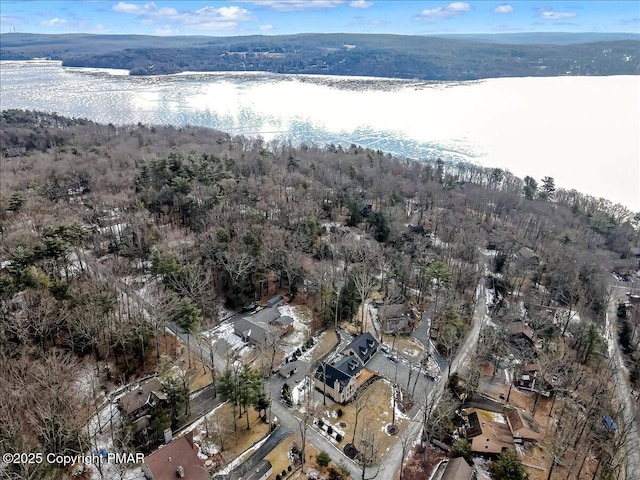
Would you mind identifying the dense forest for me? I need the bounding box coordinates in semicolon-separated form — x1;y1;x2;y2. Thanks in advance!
1;109;639;479
1;32;639;78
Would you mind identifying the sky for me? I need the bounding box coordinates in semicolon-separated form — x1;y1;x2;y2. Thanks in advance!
0;0;639;36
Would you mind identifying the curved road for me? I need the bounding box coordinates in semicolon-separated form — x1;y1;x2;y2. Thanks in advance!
606;283;640;478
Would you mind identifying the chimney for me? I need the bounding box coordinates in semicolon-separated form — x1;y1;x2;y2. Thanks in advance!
176;465;185;478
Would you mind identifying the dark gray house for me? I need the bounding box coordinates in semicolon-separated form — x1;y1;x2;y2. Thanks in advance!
342;332;379;364
314;356;363;403
233;317;280;346
378;304;415;334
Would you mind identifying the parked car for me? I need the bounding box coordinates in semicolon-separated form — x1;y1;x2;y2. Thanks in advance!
241;302;258;312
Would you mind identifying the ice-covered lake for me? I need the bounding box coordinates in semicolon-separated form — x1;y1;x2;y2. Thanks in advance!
1;60;638;209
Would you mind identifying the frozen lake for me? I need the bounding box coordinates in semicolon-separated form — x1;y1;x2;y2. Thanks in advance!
1;60;638;209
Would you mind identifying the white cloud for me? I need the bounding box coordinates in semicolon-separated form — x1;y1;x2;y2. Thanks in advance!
239;1;344;12
40;18;67;26
493;4;513;14
155;24;177;35
416;2;471;21
539;9;576;20
112;2;146;14
259;24;274;31
350;0;372;8
92;24;111;33
113;2;256;30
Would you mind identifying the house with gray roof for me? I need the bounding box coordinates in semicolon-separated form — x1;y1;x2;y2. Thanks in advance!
314;356;363;404
378;304;416;334
234;306;293;346
342;332;379;364
118;377;166;419
314;332;379;403
248;308;281;325
233;317;280;346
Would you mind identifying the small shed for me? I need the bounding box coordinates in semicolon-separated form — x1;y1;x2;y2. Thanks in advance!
441;457;474;480
266;295;284;308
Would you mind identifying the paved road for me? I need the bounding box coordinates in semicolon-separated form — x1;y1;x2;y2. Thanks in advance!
413;312;448;372
179;385;222;430
227;426;292;479
606;283;640;478
384;252;489;478
80;248;487;480
367;348;434;408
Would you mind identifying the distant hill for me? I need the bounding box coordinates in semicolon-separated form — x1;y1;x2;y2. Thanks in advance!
1;32;638;79
430;32;640;45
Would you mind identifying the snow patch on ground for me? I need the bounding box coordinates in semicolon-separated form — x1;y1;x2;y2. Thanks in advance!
278;305;319;361
485;288;496;308
473;457;492;480
76;363;100;400
484;314;497;328
390;381;410;421
203;321;249;353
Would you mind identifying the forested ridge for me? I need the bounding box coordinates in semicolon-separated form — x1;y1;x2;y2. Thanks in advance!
1;32;639;78
1;109;639;479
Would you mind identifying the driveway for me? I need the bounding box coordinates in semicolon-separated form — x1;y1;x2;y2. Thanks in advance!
367;349;434;407
227;426;292;479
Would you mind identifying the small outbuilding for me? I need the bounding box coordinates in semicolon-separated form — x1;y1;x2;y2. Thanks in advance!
441;457;475;480
266;295;284;308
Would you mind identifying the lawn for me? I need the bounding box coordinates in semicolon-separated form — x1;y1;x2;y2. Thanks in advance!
264;434;295;480
314;379;409;458
200;401;270;469
311;329;339;363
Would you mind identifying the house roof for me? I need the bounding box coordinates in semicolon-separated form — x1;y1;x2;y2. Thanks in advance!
342;332;379;364
507;409;541;441
510;321;534;341
266;295;284;307
118;378;163;415
523;363;540;372
441;457;474;480
272;315;293;327
315;356;362;393
378;304;408;320
144;432;208;480
518;247;538;261
248;308;281;324
466;409;514;454
246;460;273;480
234;317;279;345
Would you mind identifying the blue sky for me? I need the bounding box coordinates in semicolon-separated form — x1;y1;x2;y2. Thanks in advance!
1;1;638;36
